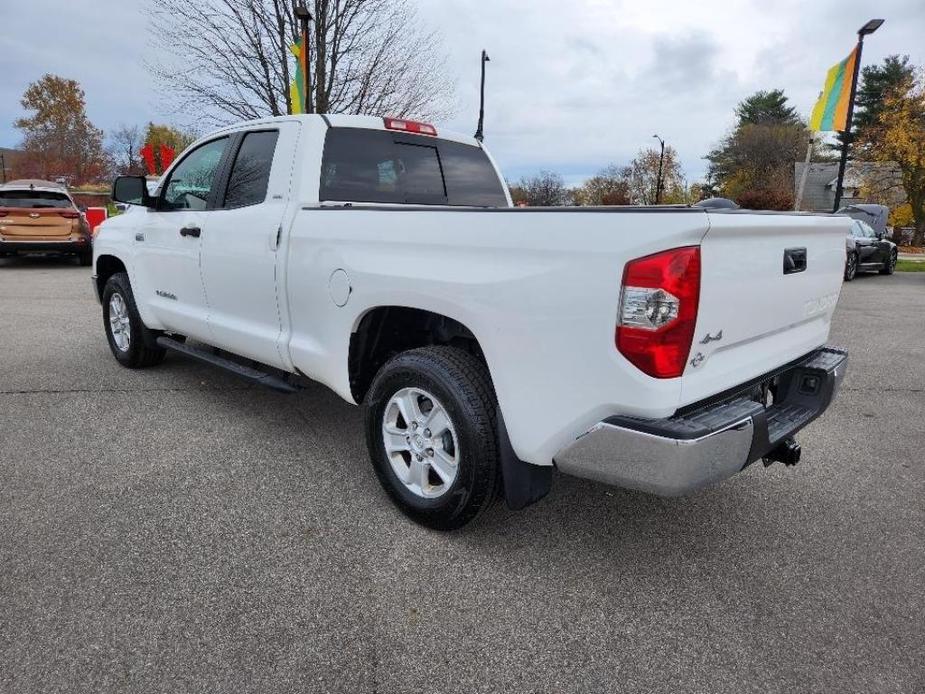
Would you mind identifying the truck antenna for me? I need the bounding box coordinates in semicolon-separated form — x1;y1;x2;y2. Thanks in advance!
474;50;490;142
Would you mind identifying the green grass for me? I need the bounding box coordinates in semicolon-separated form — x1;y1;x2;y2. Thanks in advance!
896;259;925;272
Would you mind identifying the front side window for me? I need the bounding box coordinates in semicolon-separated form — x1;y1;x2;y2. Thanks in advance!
223;130;279;208
161;137;229;211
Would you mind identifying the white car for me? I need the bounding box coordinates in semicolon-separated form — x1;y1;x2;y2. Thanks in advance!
93;114;850;529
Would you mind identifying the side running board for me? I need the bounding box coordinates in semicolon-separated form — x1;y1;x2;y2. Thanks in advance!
156;336;299;394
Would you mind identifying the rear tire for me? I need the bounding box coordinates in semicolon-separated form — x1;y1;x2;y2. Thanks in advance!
78;249;92;267
102;272;166;368
879;249;897;275
363;346;500;530
844;251;858;281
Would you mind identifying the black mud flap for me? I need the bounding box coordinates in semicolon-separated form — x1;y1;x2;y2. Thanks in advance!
497;412;552;510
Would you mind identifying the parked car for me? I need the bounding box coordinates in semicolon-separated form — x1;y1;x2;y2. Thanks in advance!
844;219;897;281
0;179;93;265
0;180;93;265
93;114;850;530
836;203;890;238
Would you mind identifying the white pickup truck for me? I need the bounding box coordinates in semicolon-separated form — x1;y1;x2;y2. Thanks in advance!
94;114;849;529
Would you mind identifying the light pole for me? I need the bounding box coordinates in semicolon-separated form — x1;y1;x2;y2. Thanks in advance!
294;4;313;114
652;134;665;205
832;18;884;212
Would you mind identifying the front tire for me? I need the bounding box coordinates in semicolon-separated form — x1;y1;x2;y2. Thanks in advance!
880;249;897;275
844;251;858;281
363;346;500;530
102;272;166;368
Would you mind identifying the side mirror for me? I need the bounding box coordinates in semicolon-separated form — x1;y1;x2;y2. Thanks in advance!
875;230;884;240
112;175;154;208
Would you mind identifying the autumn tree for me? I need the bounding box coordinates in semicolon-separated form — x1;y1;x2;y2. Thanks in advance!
860;70;925;245
146;0;453;125
512;171;569;206
572;164;631;206
626;146;687;205
140;123;197;174
14;74;108;185
707;89;809;207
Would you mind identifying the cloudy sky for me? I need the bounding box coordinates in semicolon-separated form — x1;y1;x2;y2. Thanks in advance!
1;0;923;184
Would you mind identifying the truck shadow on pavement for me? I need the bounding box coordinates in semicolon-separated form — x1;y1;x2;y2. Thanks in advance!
149;351;795;574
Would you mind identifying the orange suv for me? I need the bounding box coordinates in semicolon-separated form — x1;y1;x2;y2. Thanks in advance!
0;179;93;265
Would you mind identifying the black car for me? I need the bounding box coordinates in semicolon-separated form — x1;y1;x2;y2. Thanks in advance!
845;219;897;281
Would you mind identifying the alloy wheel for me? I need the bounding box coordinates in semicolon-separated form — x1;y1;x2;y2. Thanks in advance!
108;293;132;352
382;387;460;499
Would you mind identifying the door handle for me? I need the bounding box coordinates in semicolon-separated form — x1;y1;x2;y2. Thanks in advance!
783;247;807;275
180;226;201;238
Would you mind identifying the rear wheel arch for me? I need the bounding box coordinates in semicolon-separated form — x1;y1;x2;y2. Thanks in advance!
348;306;490;405
348;306;552;513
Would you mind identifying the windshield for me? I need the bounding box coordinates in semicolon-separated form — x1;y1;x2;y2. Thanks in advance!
0;190;73;209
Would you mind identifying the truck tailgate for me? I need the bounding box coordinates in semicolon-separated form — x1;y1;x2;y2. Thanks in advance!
680;211;849;406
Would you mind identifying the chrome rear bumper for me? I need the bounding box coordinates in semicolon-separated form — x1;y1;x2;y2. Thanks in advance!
554;346;848;496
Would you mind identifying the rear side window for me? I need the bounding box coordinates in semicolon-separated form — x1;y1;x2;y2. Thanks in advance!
224;130;279;208
320;128;506;206
0;191;72;209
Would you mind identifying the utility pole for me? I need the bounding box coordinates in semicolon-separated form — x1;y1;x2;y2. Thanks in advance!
0;152;6;184
474;50;490;142
832;19;884;212
652;134;665;204
794;134;815;211
294;4;313;114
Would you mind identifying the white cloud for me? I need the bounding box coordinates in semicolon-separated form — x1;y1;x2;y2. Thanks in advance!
1;0;922;184
420;0;925;182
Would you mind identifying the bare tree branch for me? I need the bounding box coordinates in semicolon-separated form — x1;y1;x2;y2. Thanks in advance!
146;0;454;125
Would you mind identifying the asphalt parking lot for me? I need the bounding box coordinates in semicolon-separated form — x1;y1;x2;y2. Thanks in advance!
1;256;923;693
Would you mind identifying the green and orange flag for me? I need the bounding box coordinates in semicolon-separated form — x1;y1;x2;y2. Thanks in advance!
289;37;307;114
809;46;858;132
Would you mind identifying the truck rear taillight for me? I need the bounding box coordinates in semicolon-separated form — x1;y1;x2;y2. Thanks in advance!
616;246;701;379
383;117;437;136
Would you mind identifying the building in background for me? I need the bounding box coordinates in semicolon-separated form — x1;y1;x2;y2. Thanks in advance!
794;161;904;212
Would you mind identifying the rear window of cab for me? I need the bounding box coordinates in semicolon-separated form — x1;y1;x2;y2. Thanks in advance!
320;128;508;207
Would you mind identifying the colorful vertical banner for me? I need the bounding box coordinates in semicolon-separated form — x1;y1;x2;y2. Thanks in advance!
159;144;175;171
289;36;307;114
809;47;858;132
139;144;156;175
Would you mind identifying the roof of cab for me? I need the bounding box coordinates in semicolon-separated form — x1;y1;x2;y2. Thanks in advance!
212;114;480;148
